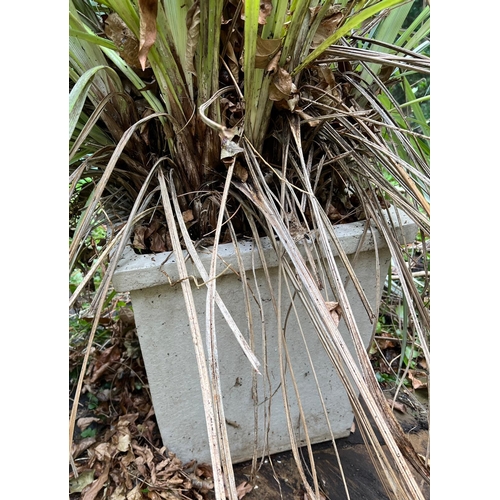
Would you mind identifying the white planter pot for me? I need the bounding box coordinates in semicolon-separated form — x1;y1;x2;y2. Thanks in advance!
112;207;417;464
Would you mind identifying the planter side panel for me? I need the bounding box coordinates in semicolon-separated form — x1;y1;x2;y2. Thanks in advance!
129;247;391;464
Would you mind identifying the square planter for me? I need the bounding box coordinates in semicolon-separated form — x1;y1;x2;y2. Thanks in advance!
112;207;417;464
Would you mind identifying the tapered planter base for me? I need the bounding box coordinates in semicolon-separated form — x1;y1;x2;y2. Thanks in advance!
112;207;417;464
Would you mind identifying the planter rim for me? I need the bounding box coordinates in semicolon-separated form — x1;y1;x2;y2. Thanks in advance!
112;206;416;293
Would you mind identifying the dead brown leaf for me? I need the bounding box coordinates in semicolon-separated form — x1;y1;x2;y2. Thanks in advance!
391;400;407;413
259;0;273;24
109;484;127;500
266;50;281;74
72;437;97;459
104;13;144;69
326;203;343;222
269;67;300;111
117;432;131;452
311;7;343;48
236;480;254;498
77;417;101;431
149;227;168;253
255;37;281;69
118;307;136;330
185;1;200;75
377;337;398;350
81;464;110;500
182;209;194;223
418;358;428;370
69;470;95;494
127;484;144;500
408;369;428;390
233;161;248;182
133;225;148;250
138;0;158;71
269;67;292;101
93;442;113;463
90;345;121;383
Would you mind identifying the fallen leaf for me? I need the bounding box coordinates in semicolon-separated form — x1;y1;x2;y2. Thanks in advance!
133;225;148;249
72;437;97;459
182;210;194;223
94;442;112;462
233;161;248;182
408;369;428;390
266;49;281;74
326;203;342;222
391;400;407;413
69;470;95;494
144;219;162;238
82;464;110;500
236;480;253;499
110;484;127;500
127;484;143;500
418;358;428;370
118;307;136;329
138;0;158;71
117;432;131;452
149;228;168;253
269;67;300;111
77;417;101;431
377;338;397;350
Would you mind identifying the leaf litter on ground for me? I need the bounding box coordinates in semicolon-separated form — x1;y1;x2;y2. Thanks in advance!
70;298;226;500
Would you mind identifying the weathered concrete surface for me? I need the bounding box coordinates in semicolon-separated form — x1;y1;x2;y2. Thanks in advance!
112;207;417;464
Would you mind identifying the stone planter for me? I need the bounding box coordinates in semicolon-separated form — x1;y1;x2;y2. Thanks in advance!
112;207;417;464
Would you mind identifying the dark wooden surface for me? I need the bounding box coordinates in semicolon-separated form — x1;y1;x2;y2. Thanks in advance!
229;406;430;500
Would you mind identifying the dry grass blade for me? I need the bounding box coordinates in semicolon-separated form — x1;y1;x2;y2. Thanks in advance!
157;169;233;500
285;117;430;486
204;158;239;499
69;158;168;456
167;172;261;373
236;142;427;499
69;112;169;266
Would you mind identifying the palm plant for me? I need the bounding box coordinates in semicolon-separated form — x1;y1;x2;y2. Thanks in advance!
69;0;430;499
